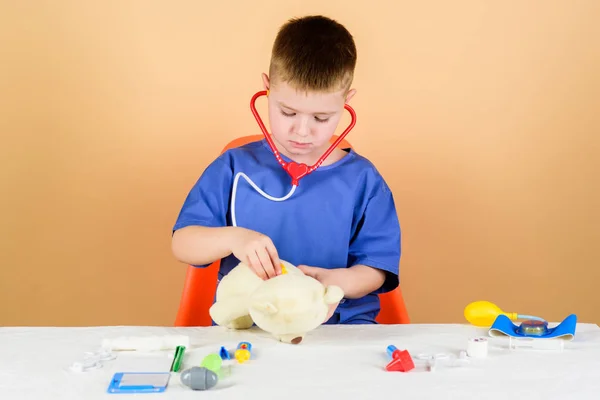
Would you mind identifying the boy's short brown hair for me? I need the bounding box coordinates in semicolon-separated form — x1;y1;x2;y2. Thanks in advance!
269;15;357;93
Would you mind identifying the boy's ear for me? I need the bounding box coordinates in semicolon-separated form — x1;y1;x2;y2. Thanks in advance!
345;88;357;103
262;73;270;91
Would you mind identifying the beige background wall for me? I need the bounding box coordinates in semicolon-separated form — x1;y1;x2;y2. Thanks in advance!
1;1;599;327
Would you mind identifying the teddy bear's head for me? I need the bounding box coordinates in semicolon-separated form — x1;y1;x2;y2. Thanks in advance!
248;265;344;344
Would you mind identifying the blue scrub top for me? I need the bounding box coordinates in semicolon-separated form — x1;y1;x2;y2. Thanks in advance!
173;139;401;324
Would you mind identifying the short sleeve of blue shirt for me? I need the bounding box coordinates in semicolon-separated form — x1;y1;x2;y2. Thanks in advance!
172;155;233;235
348;181;401;294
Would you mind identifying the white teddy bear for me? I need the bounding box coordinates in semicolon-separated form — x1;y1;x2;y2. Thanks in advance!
209;260;344;344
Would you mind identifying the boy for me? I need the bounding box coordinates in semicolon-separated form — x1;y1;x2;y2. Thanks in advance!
171;15;401;325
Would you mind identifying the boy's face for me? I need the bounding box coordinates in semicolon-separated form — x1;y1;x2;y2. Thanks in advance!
262;73;356;165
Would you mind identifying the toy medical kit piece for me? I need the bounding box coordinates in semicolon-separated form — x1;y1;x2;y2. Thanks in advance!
201;353;222;374
69;359;103;373
466;337;488;358
508;336;566;351
229;92;357;228
414;354;445;372
249;90;356;186
426;359;436;372
107;372;170;394
170;345;186;372
219;346;231;360
385;345;415;372
488;313;577;351
67;348;117;373
517;319;549;336
489;313;576;340
101;335;190;352
85;348;116;362
415;352;471;369
235;342;252;363
455;350;471;366
464;301;545;327
415;353;449;361
180;367;219;391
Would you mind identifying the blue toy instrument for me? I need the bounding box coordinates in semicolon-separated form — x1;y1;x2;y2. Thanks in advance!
489;314;577;341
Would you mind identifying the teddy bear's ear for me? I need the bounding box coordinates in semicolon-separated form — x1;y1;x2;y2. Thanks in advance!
324;285;344;304
251;301;279;315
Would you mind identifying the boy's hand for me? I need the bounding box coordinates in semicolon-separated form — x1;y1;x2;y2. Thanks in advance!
230;227;281;280
298;265;342;323
299;264;386;300
297;265;341;287
323;301;338;323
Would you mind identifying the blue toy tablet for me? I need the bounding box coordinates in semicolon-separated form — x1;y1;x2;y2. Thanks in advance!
489;314;577;340
107;372;170;393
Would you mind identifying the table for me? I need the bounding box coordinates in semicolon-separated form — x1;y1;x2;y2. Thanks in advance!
2;322;600;399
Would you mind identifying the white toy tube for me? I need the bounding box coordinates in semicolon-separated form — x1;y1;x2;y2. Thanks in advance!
231;172;296;227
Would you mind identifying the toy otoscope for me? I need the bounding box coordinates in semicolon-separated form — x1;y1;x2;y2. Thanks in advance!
230;92;357;228
464;301;546;327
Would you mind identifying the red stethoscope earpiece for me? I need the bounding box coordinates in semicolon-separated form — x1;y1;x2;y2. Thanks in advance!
250;90;357;186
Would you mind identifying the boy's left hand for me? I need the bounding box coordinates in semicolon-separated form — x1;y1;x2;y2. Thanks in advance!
297;265;341;287
298;264;386;303
298;265;343;323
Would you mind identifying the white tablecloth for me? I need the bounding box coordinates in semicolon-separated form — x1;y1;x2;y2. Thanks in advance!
2;323;600;399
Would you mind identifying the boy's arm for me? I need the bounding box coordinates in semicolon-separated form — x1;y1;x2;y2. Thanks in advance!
171;155;281;277
172;226;282;278
171;156;234;267
298;264;386;299
171;226;236;266
300;178;401;298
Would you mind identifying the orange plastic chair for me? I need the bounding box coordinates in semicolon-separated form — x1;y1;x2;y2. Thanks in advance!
174;134;410;326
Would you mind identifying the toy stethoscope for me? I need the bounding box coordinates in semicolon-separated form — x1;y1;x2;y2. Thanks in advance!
250;90;357;185
229;91;357;227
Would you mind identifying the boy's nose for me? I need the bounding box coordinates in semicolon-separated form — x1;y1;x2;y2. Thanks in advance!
294;119;309;137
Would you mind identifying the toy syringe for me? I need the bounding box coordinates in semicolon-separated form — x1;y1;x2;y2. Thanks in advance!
508;336;565;351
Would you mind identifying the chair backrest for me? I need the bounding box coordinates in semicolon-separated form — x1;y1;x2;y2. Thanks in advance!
174;134;410;326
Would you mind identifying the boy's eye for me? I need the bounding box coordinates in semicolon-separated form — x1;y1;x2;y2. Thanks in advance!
280;109;329;123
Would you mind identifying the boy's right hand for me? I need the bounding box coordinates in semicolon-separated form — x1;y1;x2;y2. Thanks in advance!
229;227;281;280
